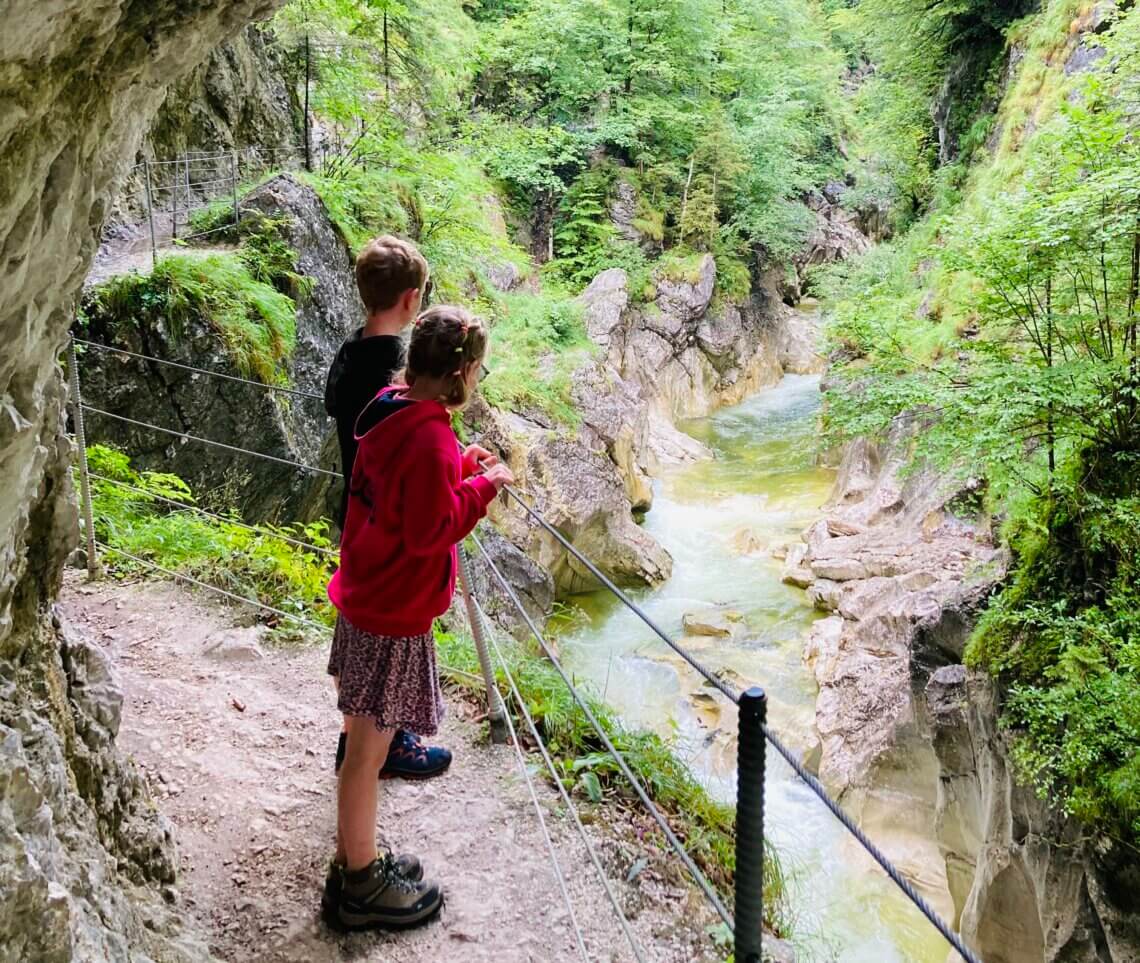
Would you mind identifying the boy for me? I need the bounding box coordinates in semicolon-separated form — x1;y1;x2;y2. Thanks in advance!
324;235;451;781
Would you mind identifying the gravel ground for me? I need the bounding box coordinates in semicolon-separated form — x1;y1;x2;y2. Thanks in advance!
60;574;723;963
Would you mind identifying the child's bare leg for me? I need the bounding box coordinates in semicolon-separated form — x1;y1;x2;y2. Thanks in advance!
337;715;395;871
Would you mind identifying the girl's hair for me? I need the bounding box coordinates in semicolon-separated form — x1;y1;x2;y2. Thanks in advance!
404;305;488;408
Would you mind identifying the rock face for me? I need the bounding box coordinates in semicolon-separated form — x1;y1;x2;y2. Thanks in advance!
0;0;280;957
796;419;1140;961
577;255;789;430
466;396;674;595
107;25;302;229
795;417;1004;794
81;173;353;523
926;668;1140;963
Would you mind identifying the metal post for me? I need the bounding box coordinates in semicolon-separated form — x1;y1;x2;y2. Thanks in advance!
183;155;192;232
230;149;239;226
456;545;509;744
67;338;101;580
735;686;767;963
304;34;313;172
142;156;158;267
171;156;180;241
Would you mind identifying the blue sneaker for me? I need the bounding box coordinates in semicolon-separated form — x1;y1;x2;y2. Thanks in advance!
380;729;453;780
334;730;452;780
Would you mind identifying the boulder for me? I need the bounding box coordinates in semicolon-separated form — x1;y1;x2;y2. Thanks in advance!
578;268;630;352
203;626;267;662
682;609;743;638
571;362;654;511
654;254;716;329
781;544;814;589
81;173;355;524
465;528;555;633
729;527;766;556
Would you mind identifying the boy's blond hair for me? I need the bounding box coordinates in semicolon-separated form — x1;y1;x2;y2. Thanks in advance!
354;235;428;313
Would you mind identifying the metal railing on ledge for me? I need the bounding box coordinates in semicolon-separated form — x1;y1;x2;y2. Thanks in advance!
65;335;984;963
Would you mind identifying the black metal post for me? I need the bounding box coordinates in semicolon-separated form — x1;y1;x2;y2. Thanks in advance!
735;686;768;963
303;34;312;172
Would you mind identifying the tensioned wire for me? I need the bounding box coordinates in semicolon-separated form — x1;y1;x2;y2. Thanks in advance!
89;541;485;688
73;339;326;402
462;593;592;963
467;554;648;962
469;532;736;930
80;405;339;479
87;471;337;558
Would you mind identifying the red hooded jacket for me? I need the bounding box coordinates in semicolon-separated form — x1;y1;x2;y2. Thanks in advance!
328;388;497;636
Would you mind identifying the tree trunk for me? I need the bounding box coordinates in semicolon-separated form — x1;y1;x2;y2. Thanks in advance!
1046;274;1055;478
384;11;391;102
679;155;695;240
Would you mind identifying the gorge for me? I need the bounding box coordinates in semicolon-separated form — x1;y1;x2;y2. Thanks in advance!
2;0;1140;961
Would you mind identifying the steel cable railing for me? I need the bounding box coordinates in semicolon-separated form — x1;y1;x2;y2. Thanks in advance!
500;485;739;703
87;471;338;558
67;334;984;962
74;339;326;402
80;405;339;479
492;484;983;963
470;533;736;931
469;570;649;962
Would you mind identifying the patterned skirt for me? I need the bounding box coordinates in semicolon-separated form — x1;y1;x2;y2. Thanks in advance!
327;616;445;736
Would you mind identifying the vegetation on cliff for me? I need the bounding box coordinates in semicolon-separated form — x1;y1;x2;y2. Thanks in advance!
820;0;1140;842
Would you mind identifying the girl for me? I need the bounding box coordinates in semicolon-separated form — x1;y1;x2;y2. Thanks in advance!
323;304;512;930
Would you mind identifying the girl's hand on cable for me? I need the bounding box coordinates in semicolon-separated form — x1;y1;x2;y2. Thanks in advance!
482;463;514;492
463;443;498;468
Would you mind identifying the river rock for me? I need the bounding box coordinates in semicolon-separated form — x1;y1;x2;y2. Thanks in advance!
682;609;743;638
776;305;823;375
780;543;814;589
729;527;766;555
579;268;631;350
203;626;267;662
806;578;841;611
809;557;870;582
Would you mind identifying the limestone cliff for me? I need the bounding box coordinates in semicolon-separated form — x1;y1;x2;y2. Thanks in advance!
106;24;302;231
0;1;282;958
793;429;1140;962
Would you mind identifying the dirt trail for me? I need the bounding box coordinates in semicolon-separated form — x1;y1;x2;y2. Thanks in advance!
59;575;719;963
86;212;236;287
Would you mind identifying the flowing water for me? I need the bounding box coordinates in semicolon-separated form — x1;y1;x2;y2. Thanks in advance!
557;373;949;961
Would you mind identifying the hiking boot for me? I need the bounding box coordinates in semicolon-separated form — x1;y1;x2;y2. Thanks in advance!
320;853;424;925
334;730;453;781
336;855;443;931
380;729;453;780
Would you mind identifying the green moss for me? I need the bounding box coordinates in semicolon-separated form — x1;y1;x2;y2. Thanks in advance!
83;445;335;629
81;253;298;384
656;248;708;285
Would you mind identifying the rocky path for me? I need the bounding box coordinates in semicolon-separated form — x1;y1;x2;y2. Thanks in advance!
59;574;719;963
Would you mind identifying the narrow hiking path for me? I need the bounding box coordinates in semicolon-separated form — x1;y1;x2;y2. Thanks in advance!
59;574;720;963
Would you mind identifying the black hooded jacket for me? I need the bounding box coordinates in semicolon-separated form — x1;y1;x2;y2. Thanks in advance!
323;329;405;530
